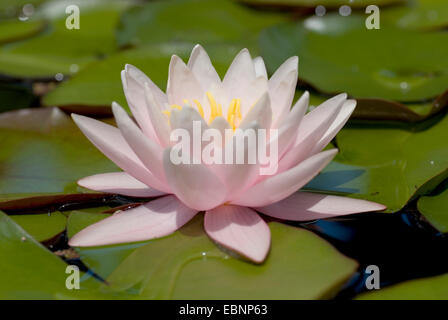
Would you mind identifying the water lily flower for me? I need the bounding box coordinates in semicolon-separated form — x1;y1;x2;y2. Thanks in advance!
69;45;385;263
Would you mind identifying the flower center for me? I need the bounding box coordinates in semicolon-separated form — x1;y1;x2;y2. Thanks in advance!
163;92;242;130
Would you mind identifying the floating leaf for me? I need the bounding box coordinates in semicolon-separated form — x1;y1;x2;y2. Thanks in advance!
10;212;67;242
239;0;405;9
306;114;448;212
417;183;448;233
102;215;357;299
116;0;286;48
0;1;133;78
383;0;448;30
0;108;117;204
0;20;45;44
67;209;149;278
42;43;239;114
261;14;448;102
356;273;448;300
0;211;100;299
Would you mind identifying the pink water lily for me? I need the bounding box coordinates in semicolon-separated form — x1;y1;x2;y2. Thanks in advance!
69;45;385;263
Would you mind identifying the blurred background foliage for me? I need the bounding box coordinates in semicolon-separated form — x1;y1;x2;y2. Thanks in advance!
1;0;448;300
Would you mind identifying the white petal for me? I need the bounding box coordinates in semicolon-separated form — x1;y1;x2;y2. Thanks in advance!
204;205;270;263
188;44;221;90
78;172;166;197
253;56;268;79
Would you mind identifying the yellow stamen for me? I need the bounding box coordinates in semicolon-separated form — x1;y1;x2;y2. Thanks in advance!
162;110;171;117
226;98;242;130
193;99;204;118
171;104;182;110
206;91;222;123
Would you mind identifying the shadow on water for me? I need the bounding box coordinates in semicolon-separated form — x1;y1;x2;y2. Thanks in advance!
286;202;448;298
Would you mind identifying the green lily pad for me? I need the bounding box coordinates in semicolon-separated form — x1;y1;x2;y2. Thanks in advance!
306;113;448;212
0;211;101;299
0;1;133;78
383;0;448;30
116;0;286;49
103;215;357;299
67;209;150;278
42;43;240;114
239;0;405;8
417;183;448;233
10;212;67;242
0;20;45;44
261;14;448;102
298;89;448;122
0;108;117;204
356;273;448;300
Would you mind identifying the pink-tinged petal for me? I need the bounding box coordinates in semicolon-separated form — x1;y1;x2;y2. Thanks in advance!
212;121;261;201
277;93;346;173
268;56;298;90
253;56;268;79
167;55;205;106
209;116;231;148
271;70;298;127
163;148;227;211
311;99;356;155
188;44;221;90
78;172;166;198
274;91;309;159
124;64;167;107
204;205;270;263
239;76;269;117
231;149;338;207
144;84;172;147
71;114;170;192
222;48;256;106
112;102;167;184
69;195;197;247
256;191;386;221
238;92;272;130
121;65;166;142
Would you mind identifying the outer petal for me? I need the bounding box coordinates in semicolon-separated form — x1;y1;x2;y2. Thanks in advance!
253;56;268;79
231;149;338;207
163;148;227;211
69;195;197;247
204;205;270;263
271;70;298;127
71;114;169;192
188;44;221;90
256;191;386;221
277;93;346;173
167;55;205;106
144;84;172;147
311;99;356;155
78;172;166;198
268;56;298;91
112;102;166;184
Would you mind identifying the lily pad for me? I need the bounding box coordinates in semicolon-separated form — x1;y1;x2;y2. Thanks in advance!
42;43;239;114
0;211;100;299
67;209;150;278
356;273;448;300
0;20;45;44
417;183;448;233
383;0;448;30
10;212;67;242
116;0;286;49
0;1;132;78
239;0;405;8
298;89;448;122
306;113;448;212
103;215;357;299
260;14;448;102
0;108;117;203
